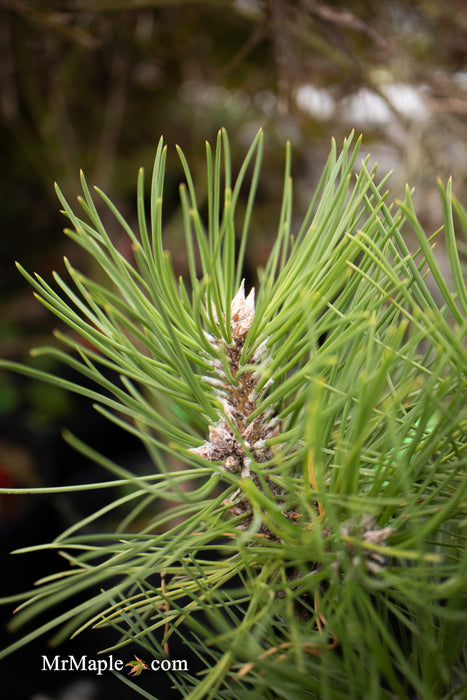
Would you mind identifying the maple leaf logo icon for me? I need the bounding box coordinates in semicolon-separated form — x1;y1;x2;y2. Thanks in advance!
125;655;149;676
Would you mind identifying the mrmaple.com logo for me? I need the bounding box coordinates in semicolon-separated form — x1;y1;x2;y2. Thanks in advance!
41;654;188;676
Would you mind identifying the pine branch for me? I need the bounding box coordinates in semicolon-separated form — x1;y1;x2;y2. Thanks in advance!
0;130;466;699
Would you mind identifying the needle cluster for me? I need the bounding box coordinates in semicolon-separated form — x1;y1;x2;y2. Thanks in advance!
0;130;466;700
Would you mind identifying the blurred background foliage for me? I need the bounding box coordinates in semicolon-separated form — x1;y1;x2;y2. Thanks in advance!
0;0;466;445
